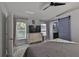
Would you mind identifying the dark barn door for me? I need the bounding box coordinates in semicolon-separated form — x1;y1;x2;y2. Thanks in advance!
58;16;71;41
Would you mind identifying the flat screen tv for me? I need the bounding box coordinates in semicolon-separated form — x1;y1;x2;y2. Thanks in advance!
29;25;41;33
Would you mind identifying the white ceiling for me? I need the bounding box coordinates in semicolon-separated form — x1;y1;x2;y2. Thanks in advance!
1;2;79;20
40;2;79;20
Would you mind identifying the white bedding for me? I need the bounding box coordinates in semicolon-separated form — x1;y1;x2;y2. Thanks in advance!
13;44;29;57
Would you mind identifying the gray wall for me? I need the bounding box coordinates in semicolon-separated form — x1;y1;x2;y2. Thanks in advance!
71;9;79;42
0;3;8;57
0;9;2;57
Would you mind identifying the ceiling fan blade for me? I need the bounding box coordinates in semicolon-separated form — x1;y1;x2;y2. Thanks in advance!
43;5;50;10
43;2;66;10
54;2;66;6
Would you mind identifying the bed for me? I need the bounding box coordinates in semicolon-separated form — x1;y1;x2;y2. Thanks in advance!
23;38;79;57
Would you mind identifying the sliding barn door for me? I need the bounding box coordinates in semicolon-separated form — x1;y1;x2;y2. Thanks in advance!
58;16;71;41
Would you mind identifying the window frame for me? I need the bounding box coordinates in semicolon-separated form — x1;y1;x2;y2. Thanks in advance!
41;24;47;36
15;19;27;40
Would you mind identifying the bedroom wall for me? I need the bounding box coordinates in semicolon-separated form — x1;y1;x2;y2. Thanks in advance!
70;9;79;42
0;8;2;57
0;3;4;56
0;3;7;57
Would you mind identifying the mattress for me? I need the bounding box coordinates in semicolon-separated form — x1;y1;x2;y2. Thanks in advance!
23;39;79;57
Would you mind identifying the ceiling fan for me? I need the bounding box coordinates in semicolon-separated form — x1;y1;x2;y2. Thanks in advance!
43;2;66;10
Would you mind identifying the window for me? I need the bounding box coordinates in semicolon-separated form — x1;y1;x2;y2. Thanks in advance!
41;24;46;36
16;22;26;40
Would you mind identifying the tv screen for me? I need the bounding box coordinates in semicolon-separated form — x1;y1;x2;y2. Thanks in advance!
29;25;41;33
36;25;41;32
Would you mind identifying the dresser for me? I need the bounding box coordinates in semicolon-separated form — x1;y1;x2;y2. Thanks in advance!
27;33;42;44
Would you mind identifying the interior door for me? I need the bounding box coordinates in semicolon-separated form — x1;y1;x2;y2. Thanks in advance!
58;16;71;41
